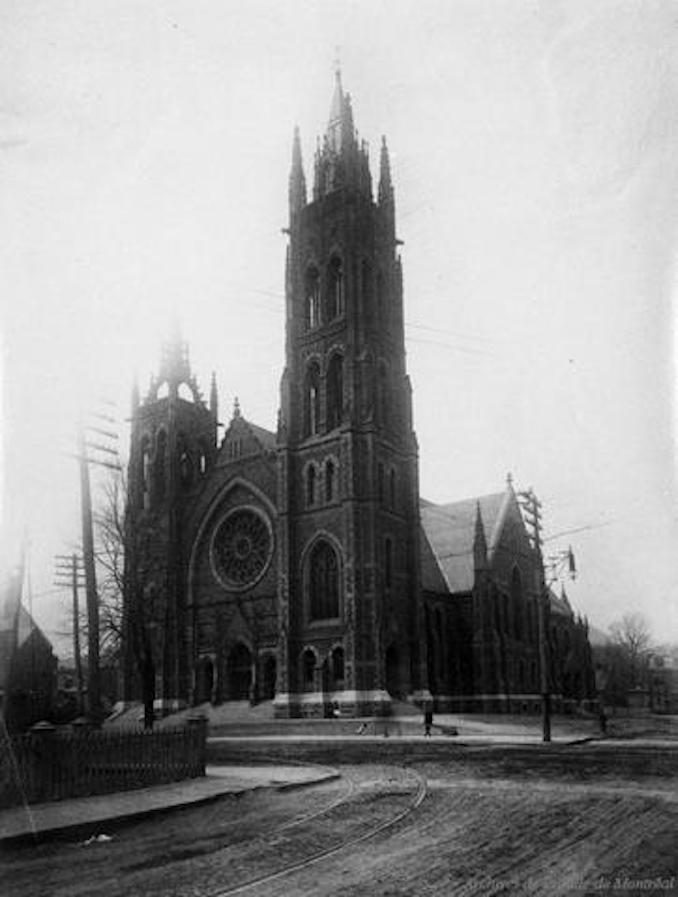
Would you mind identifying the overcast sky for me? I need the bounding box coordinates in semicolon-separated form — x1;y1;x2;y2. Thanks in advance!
2;0;678;653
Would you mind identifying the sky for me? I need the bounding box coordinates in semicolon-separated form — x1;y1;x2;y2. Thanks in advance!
2;0;678;654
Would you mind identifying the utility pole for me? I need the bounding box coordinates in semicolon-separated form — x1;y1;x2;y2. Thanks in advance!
71;405;121;723
517;488;551;743
54;553;86;714
78;419;101;720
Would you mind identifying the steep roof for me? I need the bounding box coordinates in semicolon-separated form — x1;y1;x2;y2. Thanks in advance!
420;491;508;594
244;420;277;451
219;411;277;460
549;588;573;619
1;568;50;691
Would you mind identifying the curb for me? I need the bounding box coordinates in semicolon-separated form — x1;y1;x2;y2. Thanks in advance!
0;769;339;848
275;772;342;792
0;787;243;848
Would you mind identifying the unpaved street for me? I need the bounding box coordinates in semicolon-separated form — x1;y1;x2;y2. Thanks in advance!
3;753;677;897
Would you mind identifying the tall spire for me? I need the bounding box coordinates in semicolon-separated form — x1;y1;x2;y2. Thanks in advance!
328;63;344;137
288;126;306;218
131;374;140;416
313;67;371;201
159;318;191;391
473;502;488;571
378;135;393;207
209;371;218;420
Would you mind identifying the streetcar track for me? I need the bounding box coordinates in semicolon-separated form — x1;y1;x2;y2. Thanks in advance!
206;767;429;897
270;771;356;835
119;764;353;873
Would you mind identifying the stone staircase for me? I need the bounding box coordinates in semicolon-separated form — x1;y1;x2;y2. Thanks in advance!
107;698;461;737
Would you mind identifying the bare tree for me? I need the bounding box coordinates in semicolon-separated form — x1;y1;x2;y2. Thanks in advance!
93;471;126;662
92;470;158;728
609;613;653;690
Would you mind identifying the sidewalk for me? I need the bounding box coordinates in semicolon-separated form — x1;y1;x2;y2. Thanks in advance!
0;763;339;846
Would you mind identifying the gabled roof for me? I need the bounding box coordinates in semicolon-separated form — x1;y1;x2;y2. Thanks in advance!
420;490;508;594
0;600;50;692
219;412;277;460
549;588;573;619
245;420;277;451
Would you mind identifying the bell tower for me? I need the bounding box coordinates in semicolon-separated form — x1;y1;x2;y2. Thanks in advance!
276;70;428;717
124;327;218;714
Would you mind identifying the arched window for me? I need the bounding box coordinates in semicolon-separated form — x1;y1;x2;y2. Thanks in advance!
377;462;385;503
435;608;445;679
331;646;344;685
326;354;343;430
178;382;194;403
305;267;320;330
378;362;390;429
198;441;208;476
389;468;396;509
511;568;523;640
326;257;344;320
301;648;316;691
493;590;501;632
177;433;192;488
306;464;316;506
361;260;373;318
309;540;340;620
325;459;336;502
304;361;321;437
384;537;394;589
154;430;167;503
141;437;151;510
376;270;385;319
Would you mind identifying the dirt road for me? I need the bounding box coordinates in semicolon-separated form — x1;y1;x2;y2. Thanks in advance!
3;754;676;897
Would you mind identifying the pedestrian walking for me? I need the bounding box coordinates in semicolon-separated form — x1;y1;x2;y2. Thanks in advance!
599;703;607;736
424;705;433;737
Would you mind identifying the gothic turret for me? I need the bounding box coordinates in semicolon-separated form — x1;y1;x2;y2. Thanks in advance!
288;126;306;219
209;371;218;421
312;66;372;201
131;375;140;416
473;502;488;572
378;136;393;207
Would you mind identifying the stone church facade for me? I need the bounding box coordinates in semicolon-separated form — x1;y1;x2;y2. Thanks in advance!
122;73;595;718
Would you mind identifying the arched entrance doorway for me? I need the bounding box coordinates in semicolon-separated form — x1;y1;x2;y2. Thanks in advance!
385;644;400;698
195;656;214;704
330;646;344;690
227;643;252;700
262;655;276;700
300;648;316;692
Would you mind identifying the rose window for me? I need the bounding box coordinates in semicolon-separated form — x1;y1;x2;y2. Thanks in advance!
211;508;272;590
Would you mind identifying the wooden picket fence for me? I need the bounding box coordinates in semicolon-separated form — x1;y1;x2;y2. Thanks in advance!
0;719;206;809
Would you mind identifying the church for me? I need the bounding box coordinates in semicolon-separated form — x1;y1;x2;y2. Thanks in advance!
122;71;595;718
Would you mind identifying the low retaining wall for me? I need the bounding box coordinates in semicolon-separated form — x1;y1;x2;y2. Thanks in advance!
0;718;207;809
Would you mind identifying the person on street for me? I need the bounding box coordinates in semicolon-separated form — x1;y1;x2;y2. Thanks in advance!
424;705;433;737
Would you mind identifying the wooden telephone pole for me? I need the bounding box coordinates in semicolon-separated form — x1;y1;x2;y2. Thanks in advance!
71;406;120;723
517;488;551;743
54;553;85;714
